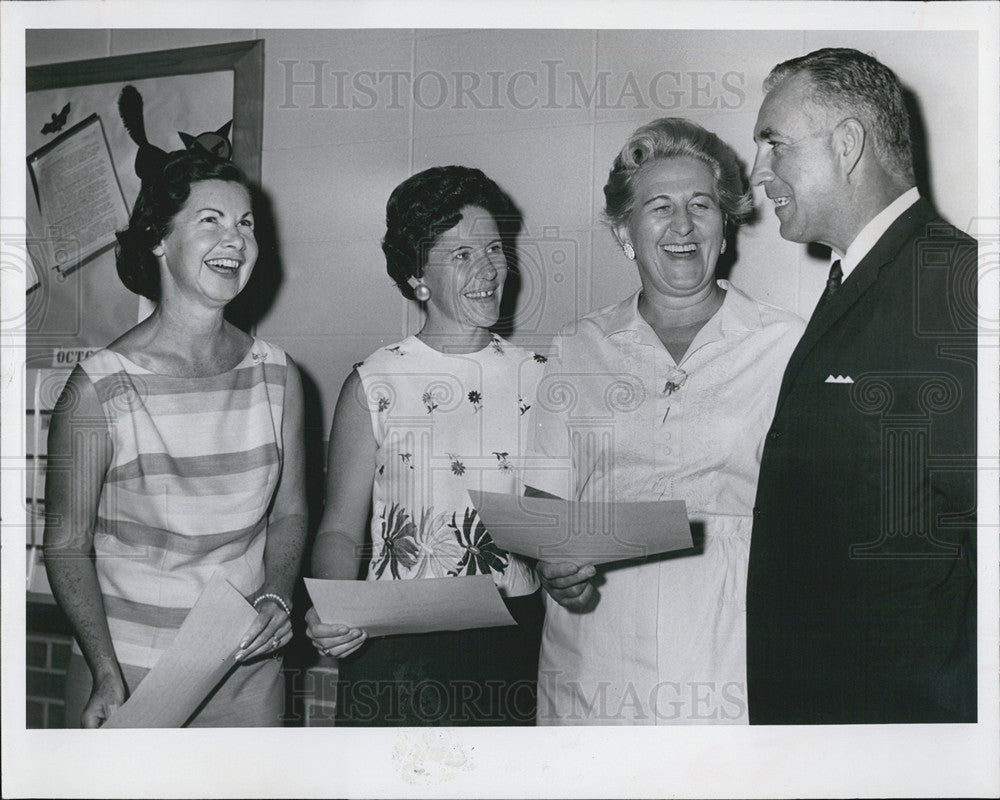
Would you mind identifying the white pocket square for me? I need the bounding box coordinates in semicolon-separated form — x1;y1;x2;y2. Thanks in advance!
825;374;854;384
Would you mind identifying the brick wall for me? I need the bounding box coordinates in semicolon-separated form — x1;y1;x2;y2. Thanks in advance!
27;599;331;728
26;601;73;728
26;630;72;728
301;656;339;726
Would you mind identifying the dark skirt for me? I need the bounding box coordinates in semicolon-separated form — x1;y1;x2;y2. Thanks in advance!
336;590;543;726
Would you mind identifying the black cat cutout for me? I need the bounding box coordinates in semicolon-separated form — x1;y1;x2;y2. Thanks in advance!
117;85;233;182
178;122;233;159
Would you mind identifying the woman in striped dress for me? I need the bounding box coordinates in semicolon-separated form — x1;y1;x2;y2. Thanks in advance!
44;150;307;727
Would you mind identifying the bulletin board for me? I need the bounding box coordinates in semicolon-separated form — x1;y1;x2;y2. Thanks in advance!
25;39;263;366
23;41;264;582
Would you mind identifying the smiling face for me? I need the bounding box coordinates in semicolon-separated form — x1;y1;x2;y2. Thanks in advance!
153;179;257;308
751;73;847;250
419;205;507;334
616;156;725;302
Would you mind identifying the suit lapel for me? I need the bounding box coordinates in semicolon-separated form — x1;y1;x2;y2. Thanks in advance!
773;198;937;413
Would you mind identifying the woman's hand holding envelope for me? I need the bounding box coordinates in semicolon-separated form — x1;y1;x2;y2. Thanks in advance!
305;606;368;658
81;670;127;728
537;561;597;612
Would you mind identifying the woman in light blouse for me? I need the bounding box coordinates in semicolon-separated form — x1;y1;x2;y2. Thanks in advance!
522;118;805;725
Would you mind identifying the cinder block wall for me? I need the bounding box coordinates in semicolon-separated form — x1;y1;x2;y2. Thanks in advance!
25;27;979;727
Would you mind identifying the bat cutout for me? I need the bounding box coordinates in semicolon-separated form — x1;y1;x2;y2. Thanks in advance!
41;103;70;135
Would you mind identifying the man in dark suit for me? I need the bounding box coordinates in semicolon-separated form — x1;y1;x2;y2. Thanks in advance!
746;48;977;724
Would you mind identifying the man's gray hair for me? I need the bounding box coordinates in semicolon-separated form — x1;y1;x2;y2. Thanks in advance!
765;47;916;185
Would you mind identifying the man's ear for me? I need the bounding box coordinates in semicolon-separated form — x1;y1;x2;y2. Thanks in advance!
834;117;866;176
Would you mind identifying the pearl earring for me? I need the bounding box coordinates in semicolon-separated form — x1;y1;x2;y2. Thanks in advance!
622;242;635;260
720;239;727;254
408;276;431;301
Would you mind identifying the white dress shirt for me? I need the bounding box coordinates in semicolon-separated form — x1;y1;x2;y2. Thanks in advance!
836;186;920;282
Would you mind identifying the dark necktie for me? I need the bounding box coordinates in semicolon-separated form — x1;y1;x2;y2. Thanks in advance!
824;259;843;300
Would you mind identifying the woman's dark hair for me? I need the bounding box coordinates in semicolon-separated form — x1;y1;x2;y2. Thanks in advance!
115;149;252;302
382;166;521;300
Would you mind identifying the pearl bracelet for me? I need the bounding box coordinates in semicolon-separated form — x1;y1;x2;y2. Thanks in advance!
253;592;291;619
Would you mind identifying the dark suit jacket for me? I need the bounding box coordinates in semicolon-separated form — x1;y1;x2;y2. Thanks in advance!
746;198;977;724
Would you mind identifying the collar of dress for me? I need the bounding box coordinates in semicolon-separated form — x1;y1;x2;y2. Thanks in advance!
602;279;763;343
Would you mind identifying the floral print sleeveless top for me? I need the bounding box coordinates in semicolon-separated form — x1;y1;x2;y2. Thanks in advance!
355;335;545;596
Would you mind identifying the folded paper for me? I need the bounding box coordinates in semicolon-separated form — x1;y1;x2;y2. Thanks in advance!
103;573;257;728
468;490;693;566
305;574;515;638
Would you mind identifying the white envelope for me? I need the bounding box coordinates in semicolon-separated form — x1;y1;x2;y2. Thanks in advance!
305;573;516;638
468;490;693;566
103;574;257;728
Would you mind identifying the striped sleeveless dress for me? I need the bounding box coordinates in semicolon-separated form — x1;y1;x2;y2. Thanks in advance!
64;338;288;727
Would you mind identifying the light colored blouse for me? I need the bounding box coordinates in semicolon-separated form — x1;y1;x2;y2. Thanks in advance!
522;281;804;724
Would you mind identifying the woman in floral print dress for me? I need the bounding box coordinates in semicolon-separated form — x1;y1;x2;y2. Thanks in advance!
306;167;545;725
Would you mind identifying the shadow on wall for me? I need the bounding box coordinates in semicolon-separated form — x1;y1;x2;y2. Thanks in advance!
717;149;760;283
281;361;349;725
226;186;283;333
296;365;328;537
903;86;934;209
492;194;525;341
